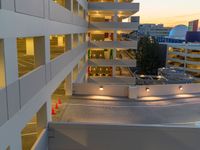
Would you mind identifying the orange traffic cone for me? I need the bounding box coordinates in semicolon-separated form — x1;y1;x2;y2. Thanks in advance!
55;103;59;109
51;107;56;115
58;98;62;104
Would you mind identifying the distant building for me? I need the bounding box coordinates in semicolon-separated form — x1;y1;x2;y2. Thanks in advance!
138;24;171;38
166;43;200;79
157;25;188;43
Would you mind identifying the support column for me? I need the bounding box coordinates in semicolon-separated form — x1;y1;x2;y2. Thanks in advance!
112;48;116;76
70;0;73;12
2;38;20;118
66;0;72;11
0;0;15;11
34;36;47;67
37;103;48;135
44;36;51;64
65;34;72;51
183;48;187;72
113;11;118;22
64;73;73;96
1;38;18;85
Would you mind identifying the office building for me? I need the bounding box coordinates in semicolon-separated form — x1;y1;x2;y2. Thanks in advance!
138;24;171;38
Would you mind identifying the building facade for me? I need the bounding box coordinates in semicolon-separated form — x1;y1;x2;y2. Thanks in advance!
87;0;139;82
166;43;200;79
0;0;88;149
138;24;171;38
0;0;139;149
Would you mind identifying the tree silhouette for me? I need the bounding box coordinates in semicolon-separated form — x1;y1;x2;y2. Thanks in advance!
136;36;163;75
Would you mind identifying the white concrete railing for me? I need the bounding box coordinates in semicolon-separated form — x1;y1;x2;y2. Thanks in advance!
89;41;138;49
73;83;200;99
19;65;46;106
89;22;139;30
88;2;139;11
88;59;136;67
50;43;87;78
129;83;200;99
73;83;129;97
15;0;45;17
49;1;87;26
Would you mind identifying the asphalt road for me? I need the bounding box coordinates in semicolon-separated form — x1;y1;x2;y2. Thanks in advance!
59;97;200;125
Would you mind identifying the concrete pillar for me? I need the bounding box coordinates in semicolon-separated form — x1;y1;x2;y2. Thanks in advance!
113;11;118;22
112;66;116;77
44;94;52;122
66;0;72;10
34;36;47;67
183;48;187;72
37;103;48;135
1;38;18;85
73;34;78;48
70;0;73;12
65;34;72;51
26;38;34;56
44;0;49;18
44;36;51;63
0;0;15;11
10;132;22;150
64;73;73;96
114;30;117;41
77;4;80;16
0;40;6;88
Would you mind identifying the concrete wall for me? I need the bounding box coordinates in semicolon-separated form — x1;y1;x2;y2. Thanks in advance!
73;83;129;97
48;123;200;150
73;83;200;99
129;83;200;99
31;129;48;150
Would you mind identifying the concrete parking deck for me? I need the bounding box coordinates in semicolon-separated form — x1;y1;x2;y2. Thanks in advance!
55;96;200;125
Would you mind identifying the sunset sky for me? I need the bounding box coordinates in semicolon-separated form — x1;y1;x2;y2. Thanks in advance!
134;0;200;27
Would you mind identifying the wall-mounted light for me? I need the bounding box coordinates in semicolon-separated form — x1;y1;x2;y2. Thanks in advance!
99;86;104;91
179;86;183;91
146;87;150;92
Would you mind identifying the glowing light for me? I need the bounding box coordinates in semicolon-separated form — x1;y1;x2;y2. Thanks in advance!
146;88;150;92
179;86;183;91
99;86;104;91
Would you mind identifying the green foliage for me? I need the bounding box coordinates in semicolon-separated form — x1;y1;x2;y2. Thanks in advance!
136;36;163;75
